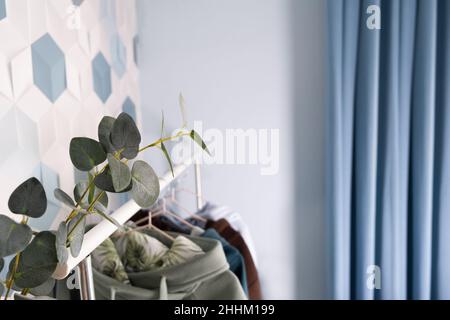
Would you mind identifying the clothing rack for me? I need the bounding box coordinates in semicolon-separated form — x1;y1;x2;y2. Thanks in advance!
51;157;204;300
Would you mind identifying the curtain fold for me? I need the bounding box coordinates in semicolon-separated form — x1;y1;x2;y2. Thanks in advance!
326;0;450;300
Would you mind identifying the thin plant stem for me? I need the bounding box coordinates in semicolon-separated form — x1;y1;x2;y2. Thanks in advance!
4;253;21;300
21;288;30;296
66;166;108;223
4;215;30;300
67;191;105;240
139;132;189;153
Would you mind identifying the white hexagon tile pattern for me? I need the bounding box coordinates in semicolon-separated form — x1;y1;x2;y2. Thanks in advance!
0;0;140;231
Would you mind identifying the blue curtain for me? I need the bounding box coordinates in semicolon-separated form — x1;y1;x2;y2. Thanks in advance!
326;0;450;300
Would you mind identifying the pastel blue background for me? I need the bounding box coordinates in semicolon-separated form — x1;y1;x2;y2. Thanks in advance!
327;0;450;300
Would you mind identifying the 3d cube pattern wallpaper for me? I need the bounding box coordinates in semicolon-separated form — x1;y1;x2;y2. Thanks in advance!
0;0;140;231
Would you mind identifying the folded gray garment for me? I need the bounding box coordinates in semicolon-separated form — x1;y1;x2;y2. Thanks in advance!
160;235;204;268
91;237;130;284
93;232;247;300
14;294;57;300
111;229;204;273
112;229;169;272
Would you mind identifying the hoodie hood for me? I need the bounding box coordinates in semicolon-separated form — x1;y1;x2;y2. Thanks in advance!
92;232;231;300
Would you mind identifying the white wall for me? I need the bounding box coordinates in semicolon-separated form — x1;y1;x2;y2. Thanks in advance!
0;0;140;281
137;0;327;299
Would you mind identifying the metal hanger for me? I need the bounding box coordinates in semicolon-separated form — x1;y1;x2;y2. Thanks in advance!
132;209;175;242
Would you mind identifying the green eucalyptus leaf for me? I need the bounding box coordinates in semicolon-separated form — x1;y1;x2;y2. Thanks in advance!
68;214;86;257
179;93;188;128
111;113;141;160
161;142;174;177
98;116;116;154
93;168;115;193
70;138;107;172
0;215;33;258
0;257;4;272
159;112;174;176
55;222;68;264
131;161;160;208
93;209;121;228
190;130;211;156
108;154;131;192
0;281;4;297
54;189;75;209
8;178;47;218
12;232;58;289
9;276;56;297
74;181;108;209
94;168;132;194
29;277;55;296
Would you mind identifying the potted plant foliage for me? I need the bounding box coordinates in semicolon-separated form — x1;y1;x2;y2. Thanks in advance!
0;100;209;300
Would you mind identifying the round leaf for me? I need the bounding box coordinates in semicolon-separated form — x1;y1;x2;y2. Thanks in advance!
0;215;33;258
190;130;211;155
12;232;58;289
55;222;68;264
93;169;115;193
0;282;4;297
68;214;86;257
94;168;132;193
131;161;160;208
98;116;116;153
111;113;141;159
108;154;131;192
70;138;107;172
74;181;108;209
8;178;47;218
54;189;75;209
161;142;174;177
30;277;55;296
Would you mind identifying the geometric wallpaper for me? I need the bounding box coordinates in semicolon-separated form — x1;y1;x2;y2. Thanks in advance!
0;0;140;231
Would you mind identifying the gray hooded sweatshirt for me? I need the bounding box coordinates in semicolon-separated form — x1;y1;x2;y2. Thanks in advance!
92;232;247;300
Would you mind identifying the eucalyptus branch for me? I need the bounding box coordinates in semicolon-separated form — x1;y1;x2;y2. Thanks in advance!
67;191;105;240
0;104;210;298
65;166;108;223
139;131;189;153
66;132;188;225
65;132;188;240
4;253;21;300
3;215;30;300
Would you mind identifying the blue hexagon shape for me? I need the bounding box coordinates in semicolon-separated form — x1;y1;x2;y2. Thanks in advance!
122;97;136;121
72;0;84;6
110;34;127;78
0;0;6;20
31;34;67;102
92;52;112;103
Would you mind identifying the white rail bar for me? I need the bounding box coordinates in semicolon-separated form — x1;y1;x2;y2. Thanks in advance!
52;158;194;280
